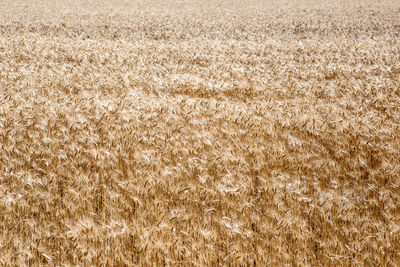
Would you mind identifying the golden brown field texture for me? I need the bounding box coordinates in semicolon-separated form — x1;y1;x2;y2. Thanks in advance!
1;0;400;265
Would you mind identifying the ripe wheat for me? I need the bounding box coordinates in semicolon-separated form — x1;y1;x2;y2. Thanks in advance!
0;0;400;265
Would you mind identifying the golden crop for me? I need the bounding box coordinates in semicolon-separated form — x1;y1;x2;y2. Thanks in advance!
0;0;399;265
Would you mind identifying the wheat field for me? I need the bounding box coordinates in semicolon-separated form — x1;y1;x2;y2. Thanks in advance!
0;0;400;265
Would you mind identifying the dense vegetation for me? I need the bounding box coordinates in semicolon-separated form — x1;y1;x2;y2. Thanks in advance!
1;0;399;265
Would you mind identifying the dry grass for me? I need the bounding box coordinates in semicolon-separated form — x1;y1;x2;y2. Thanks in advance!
1;0;400;265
